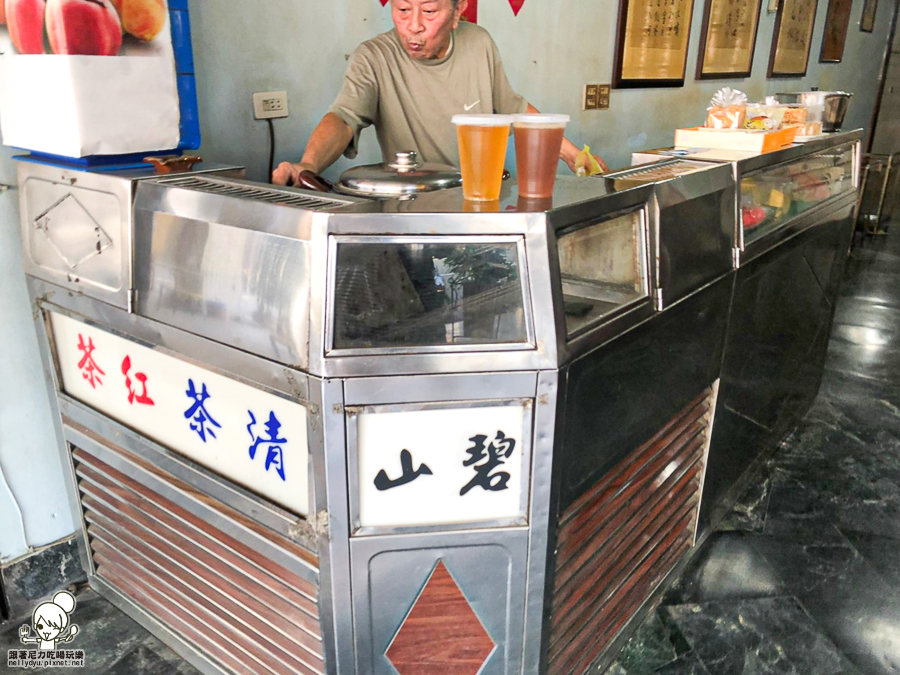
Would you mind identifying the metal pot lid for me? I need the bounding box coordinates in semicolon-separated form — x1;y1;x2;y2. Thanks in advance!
337;151;462;197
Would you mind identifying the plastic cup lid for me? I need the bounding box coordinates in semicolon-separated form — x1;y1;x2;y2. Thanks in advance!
451;114;514;126
512;113;570;126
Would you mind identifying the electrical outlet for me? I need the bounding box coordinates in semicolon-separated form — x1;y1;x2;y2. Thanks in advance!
253;91;289;120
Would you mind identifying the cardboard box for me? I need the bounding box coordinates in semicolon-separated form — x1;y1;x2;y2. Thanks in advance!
674;126;799;153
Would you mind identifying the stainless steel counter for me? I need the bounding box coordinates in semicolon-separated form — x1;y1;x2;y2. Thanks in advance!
15;131;860;675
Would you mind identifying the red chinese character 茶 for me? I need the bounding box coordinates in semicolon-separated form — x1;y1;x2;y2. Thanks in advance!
121;356;155;406
76;334;105;389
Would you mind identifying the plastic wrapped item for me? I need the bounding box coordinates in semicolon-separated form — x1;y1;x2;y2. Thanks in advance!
574;144;604;177
745;116;779;131
706;87;748;129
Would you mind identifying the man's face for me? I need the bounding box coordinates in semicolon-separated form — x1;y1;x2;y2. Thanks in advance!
391;0;466;60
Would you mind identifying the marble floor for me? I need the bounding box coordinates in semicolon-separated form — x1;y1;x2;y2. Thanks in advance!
1;227;898;675
609;227;900;675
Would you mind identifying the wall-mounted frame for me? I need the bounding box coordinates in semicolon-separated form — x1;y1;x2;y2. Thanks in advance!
696;0;764;78
820;0;853;62
613;0;697;88
860;0;878;31
768;0;818;77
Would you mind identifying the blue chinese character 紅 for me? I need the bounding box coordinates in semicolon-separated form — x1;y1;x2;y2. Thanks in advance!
247;410;287;481
184;379;221;442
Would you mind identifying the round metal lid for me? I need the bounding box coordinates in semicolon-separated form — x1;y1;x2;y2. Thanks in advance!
337;151;462;197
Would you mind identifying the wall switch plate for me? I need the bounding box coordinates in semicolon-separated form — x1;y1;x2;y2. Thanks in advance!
597;85;611;110
253;91;289;119
584;84;600;110
584;84;610;111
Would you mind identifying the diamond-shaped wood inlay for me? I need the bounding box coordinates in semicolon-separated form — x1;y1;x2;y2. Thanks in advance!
386;561;495;675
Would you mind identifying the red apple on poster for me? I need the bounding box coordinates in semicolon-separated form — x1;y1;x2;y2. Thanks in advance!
0;2;6;25
5;0;47;53
45;0;122;55
109;0;166;41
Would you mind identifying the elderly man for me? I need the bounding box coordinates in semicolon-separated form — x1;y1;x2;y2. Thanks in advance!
273;0;605;189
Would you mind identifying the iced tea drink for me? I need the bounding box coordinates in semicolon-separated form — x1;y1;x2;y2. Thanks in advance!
452;114;513;201
513;114;569;199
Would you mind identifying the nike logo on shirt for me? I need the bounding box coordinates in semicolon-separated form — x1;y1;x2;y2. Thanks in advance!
463;100;481;111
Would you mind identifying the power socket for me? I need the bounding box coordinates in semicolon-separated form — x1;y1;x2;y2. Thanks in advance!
253;91;289;119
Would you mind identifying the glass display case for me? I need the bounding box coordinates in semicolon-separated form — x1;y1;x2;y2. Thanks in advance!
330;237;531;351
557;208;649;337
740;142;856;245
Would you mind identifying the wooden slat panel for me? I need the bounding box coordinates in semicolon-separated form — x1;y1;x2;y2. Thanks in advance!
77;472;319;622
73;453;318;608
72;442;327;675
560;391;709;523
548;387;713;675
91;539;324;675
554;436;704;594
84;510;324;658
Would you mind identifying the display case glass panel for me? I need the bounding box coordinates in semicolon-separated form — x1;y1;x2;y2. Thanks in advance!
558;209;649;337
332;238;529;350
740;142;856;245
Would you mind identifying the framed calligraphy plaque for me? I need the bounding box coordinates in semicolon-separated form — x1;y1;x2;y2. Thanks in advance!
860;0;878;32
697;0;764;78
768;0;818;77
613;0;697;87
820;0;852;62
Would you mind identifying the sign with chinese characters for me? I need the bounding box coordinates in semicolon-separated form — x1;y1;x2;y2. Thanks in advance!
355;403;531;530
614;0;697;86
697;0;763;78
768;0;818;76
50;312;309;516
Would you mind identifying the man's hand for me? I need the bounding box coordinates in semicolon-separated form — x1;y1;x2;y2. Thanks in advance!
272;163;333;192
560;137;609;175
272;162;305;187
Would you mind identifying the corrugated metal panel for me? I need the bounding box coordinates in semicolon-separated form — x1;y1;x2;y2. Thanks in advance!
73;446;325;675
548;388;715;675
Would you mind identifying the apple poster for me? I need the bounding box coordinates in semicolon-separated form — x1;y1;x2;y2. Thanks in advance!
0;0;182;157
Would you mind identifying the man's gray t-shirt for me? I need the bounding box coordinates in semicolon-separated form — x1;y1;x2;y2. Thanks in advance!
328;22;527;167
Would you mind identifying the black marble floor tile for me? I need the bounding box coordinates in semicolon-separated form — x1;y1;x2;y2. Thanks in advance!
1;538;86;621
831;300;900;335
716;464;774;534
824;338;900;384
105;644;198;675
663;597;860;675
663;533;783;605
604;610;708;675
0;588;201;675
838;529;900;588
750;534;900;675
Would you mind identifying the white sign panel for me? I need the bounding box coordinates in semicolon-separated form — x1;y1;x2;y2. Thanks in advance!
356;404;531;530
50;312;309;516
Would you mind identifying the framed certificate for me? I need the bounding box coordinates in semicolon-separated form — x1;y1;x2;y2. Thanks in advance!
860;0;878;32
768;0;818;77
697;0;764;79
613;0;697;87
820;0;853;62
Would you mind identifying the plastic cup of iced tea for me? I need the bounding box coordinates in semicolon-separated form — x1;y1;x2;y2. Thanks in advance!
451;114;513;201
512;114;569;199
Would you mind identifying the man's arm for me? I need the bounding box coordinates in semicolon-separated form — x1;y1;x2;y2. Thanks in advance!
525;103;609;174
272;113;354;186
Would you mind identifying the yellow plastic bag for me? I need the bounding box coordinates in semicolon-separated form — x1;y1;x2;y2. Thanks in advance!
575;145;603;177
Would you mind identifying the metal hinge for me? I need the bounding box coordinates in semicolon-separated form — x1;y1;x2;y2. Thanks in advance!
732;247;741;269
127;289;137;314
0;183;14;193
654;288;664;311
